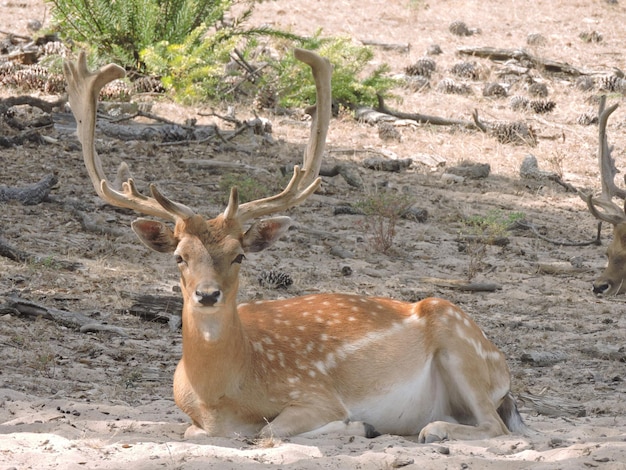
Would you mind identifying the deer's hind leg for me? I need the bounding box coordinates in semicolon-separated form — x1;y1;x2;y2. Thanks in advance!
418;350;510;443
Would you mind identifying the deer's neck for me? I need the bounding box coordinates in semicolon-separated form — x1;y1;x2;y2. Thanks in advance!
181;299;251;389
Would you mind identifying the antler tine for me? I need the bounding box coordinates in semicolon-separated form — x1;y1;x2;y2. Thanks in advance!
63;51;194;221
227;48;332;223
580;95;626;226
583;193;626;225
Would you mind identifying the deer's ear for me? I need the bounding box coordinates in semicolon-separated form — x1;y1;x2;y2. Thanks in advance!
242;216;291;253
131;218;178;253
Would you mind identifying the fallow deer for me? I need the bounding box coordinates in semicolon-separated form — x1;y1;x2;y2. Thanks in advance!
581;96;626;296
63;49;526;442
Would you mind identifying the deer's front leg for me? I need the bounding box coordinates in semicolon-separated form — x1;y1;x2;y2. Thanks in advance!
260;404;379;438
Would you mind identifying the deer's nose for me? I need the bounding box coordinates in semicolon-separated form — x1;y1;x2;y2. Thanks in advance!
195;289;222;306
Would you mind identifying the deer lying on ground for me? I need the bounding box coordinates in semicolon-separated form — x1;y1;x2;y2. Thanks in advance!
63;49;526;442
581;96;626;296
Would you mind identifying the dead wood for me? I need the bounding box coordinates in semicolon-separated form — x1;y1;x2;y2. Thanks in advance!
319;164;362;188
122;292;183;330
0;174;57;205
536;262;589;275
359;39;410;53
580;344;626;362
362;157;413;172
0;128;47;147
372;95;478;129
97;120;215;143
457;46;585;76
520;351;567;367
518;392;587;418
0;29;32;41
0;237;82;270
457;234;510;247
0;96;67;115
182;159;271;175
79;323;128;337
512;220;602;247
418;277;502;292
0;296;121;333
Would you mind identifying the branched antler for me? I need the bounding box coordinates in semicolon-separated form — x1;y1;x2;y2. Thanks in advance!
579;95;626;225
64;52;194;221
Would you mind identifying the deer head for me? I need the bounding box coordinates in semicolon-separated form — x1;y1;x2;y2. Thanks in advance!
580;96;626;296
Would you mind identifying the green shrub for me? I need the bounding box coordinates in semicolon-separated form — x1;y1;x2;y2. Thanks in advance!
46;0;232;68
355;190;414;254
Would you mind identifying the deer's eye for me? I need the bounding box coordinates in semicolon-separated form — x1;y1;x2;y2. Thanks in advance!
175;254;185;265
232;254;245;265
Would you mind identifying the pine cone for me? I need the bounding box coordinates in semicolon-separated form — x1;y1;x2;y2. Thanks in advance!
576;112;598;126
451;61;478;79
449;21;479;36
489;121;536;145
483;82;507;97
579;31;603;43
378;122;402;142
10;65;48;91
436;78;471;95
509;95;529;111
528;99;556;114
405;75;430;92
526;33;547;46
254;84;278;110
575;76;595;91
426;44;443;55
404;57;436;78
40;41;68;57
599;75;626;93
133;76;165;94
100;80;133;101
528;82;549;97
257;270;293;289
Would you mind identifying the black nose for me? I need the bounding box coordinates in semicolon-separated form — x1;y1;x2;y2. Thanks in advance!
196;290;221;306
592;283;610;295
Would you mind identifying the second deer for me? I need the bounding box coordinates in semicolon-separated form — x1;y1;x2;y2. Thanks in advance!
64;49;526;442
581;96;626;296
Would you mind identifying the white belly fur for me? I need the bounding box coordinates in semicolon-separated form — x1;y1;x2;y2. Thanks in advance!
346;358;448;435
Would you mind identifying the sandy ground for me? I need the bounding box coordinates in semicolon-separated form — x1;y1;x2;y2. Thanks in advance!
1;0;626;468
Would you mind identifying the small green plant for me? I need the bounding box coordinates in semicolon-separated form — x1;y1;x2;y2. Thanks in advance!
355;189;414;254
32;352;57;378
218;173;281;205
546;149;565;179
461;209;525;281
123;371;143;389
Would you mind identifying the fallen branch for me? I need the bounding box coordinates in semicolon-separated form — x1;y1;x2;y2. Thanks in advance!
518;392;586;418
0;237;81;270
122;292;183;330
372;95;478;129
182;159;271;175
457;46;585;76
418;277;502;292
0;128;46;148
1;296;121;333
513;220;602;247
359;39;410;53
0;174;57;205
0;96;67;114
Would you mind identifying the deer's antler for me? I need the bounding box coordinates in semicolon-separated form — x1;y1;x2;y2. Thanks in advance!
579;95;626;225
224;48;332;223
63;51;194;222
